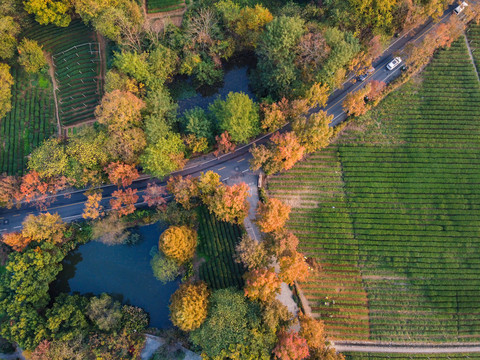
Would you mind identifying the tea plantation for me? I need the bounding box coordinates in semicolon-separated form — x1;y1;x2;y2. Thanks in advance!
269;36;480;342
147;0;184;13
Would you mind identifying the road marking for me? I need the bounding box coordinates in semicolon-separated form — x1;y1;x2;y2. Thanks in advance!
222;177;230;181
13;214;20;217
14;226;21;229
237;158;245;163
242;169;249;173
218;166;226;171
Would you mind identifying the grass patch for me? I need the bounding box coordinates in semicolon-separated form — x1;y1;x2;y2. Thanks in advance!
147;0;184;13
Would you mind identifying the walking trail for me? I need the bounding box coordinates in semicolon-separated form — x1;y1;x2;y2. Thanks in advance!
464;31;480;82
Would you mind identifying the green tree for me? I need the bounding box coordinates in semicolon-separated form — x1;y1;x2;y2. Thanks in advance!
140;132;186;178
0;16;20;59
24;0;73;27
18;39;46;73
87;293;122;332
46;294;90;341
210;92;260;144
145;86;178;129
0;63;13;119
291;110;334;153
190;288;276;359
255;16;305;99
151;252;180;284
182;107;214;143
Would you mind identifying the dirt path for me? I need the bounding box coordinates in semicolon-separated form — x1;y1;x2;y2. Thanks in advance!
45;54;62;136
335;341;480;353
465;32;480;82
95;33;107;94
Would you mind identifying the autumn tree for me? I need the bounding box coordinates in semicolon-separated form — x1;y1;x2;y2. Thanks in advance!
367;80;386;102
260;101;286;133
278;251;309;285
208;182;250;224
342;84;370;117
159;225;197;264
169;282;209;332
1;232;31;252
92;215;130;245
296;31;331;83
0;63;13;119
210;92;260;144
0;175;19;209
0;16;21;59
214;131;235;156
299;313;326;351
166;175;199;210
87;293;122;332
16;171;51;209
244;267;281;302
83;192;103;220
234;4;273;49
197;171;221;203
24;0;73;27
17;39;46;73
256;197;291;233
235;234;269;270
250;132;305;175
105;161;139;188
264;229;299;258
21;212;66;244
28;138;68;179
143;183;167;209
292;110;334;153
305;82;330;109
110;188;138;217
273;330;309;360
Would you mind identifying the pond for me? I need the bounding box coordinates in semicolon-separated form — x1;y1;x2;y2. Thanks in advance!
53;222;179;329
172;55;256;114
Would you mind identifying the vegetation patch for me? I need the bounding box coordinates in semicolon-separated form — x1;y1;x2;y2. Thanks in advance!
147;0;185;13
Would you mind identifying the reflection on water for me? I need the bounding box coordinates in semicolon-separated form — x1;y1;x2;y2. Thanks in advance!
52;222;179;329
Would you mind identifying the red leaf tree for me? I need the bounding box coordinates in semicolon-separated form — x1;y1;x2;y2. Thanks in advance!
143;183;167;210
273;330;309;360
110;188;139;217
105;161;139;188
244;267;281;302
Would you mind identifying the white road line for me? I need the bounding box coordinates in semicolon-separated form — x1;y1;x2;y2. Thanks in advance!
222;177;230;181
14;226;21;229
242;169;249;173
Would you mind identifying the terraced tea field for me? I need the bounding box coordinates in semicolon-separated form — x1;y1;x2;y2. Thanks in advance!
23;19;103;127
344;354;480;360
269;37;480;342
147;0;184;13
197;206;245;289
0;68;55;175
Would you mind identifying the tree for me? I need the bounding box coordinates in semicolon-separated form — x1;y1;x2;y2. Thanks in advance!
28;138;68;179
214;131;235;156
342;84;370;117
260;101;286;133
367;80;386;101
31;338;89;360
256;197;291;233
292;110;334;153
105;161;139;188
273;330;309;360
234;4;273;49
208;182;250;224
244;267;281;302
159;225;197;264
190;288;275;359
197;171;221;203
1;232;31;252
298;313;326;351
250;132;305;175
0;175;19;209
95;90;144;132
110;188;138;217
17;39;46;73
143;183;167;209
24;0;73;27
21;212;66;244
235;234;269;270
87;293;122;332
82;192;103;220
255;16;305;99
210;92;260;144
121;305;149;334
0;16;20;59
296;31;331;83
264;229;299;258
166;175;199;210
151;252;179;284
0;63;13;119
262;300;292;332
182;107;214;143
305;82;330;109
169;282;209;331
91;215;130;245
45;294;89;341
140;132;186;178
278;251;309;285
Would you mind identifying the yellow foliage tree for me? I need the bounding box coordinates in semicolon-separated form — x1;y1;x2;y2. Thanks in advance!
24;0;73;27
244;267;281;302
169;282;210;331
83;192;103;220
255;197;291;233
21;212;66;244
278;251;309;285
159;226;197;264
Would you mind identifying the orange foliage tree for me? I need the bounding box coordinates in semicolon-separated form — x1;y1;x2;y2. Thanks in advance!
244;267;281;302
367;80;386;102
16;171;48;204
110;188;139;217
105;161;139;188
159;225;197;264
264;229;299;258
1;232;31;252
208;182;250;224
166;175;199;210
342;84;371;117
0;175;19;209
83;192;103;220
278;251;309;285
273;330;309;360
143;183;167;209
214;131;235;156
21;212;66;244
260;101;286;133
256;197;291;233
169;282;210;332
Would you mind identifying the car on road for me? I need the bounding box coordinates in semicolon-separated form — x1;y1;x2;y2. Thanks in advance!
454;1;468;15
357;68;374;82
386;57;402;70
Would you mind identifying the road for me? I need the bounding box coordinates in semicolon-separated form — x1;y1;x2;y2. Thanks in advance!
0;2;464;234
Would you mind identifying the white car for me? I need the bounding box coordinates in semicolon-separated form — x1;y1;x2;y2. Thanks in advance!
454;1;468;15
386;57;402;71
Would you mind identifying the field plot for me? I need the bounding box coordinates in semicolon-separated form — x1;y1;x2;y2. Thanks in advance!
0;67;55;175
269;37;480;342
344;353;480;360
197;206;245;289
147;0;184;13
23;20;103;127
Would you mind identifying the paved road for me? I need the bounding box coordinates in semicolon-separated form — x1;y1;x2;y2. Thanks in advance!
0;2;464;233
